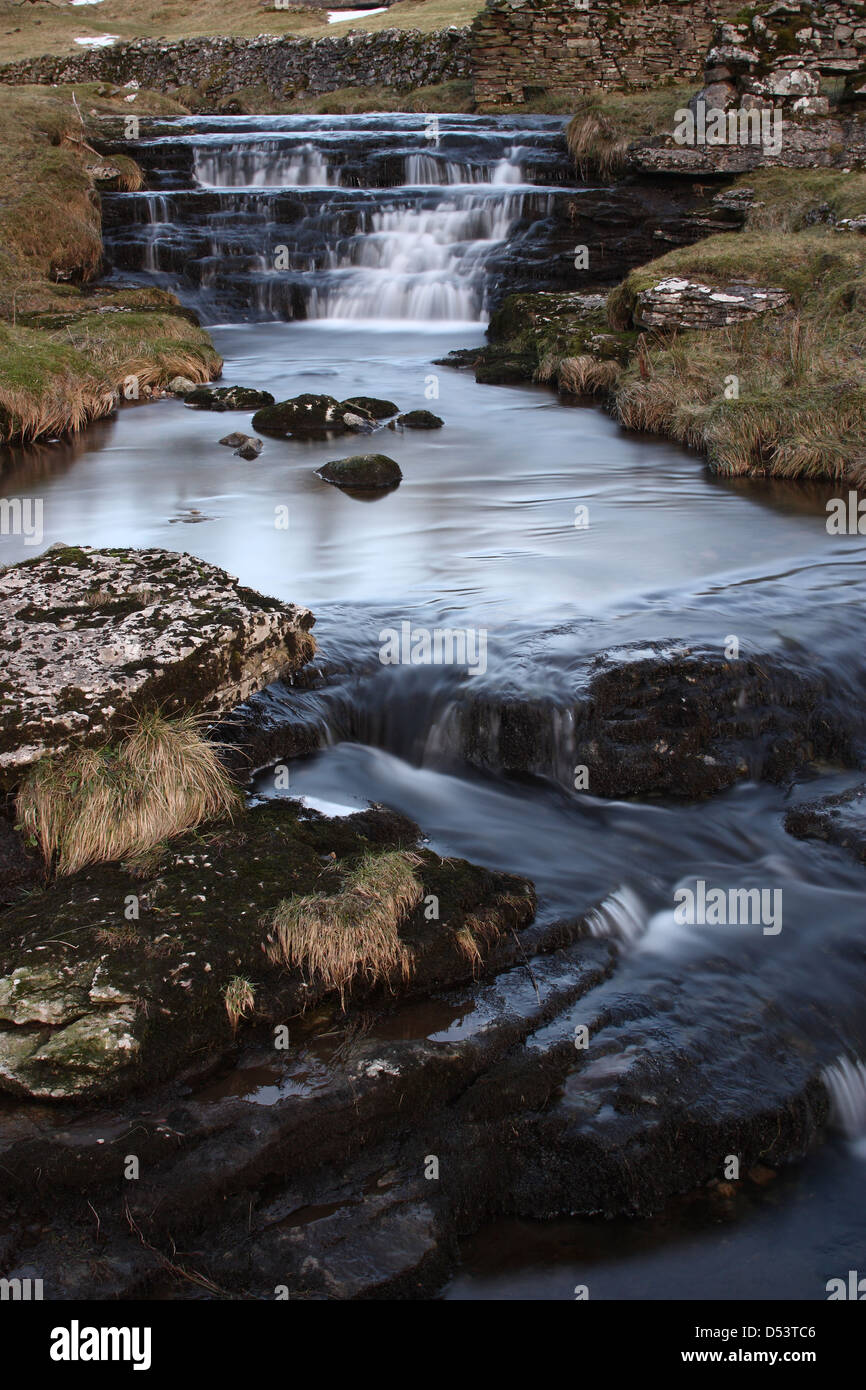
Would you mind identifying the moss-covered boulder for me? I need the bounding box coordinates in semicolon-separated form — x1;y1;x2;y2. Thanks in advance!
252;393;375;440
183;385;274;411
317;454;402;490
0;547;315;794
390;410;443;429
0;799;535;1100
341;396;399;419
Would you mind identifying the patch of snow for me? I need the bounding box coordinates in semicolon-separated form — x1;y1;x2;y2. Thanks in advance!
75;34;118;46
328;7;387;21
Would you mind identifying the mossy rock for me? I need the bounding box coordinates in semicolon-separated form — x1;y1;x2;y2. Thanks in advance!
317;454;402;490
0;799;535;1101
341;396;399;419
390;410;443;429
184;385;274;412
253;393;360;439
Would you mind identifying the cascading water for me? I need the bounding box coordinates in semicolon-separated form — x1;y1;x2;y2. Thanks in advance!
99;114;575;322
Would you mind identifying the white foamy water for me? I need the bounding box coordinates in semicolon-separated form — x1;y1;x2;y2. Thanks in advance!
193;141;333;188
823;1056;866;1155
584;886;648;950
309;190;553;321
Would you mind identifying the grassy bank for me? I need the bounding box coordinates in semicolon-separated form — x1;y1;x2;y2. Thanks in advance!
0;83;221;443
478;169;866;483
565;85;697;176
0;0;483;61
609;171;866;480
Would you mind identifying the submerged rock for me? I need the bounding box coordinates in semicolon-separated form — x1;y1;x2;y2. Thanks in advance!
184;385;275;411
0;547;315;794
388;410;444;430
317;454;402;490
252;394;376;440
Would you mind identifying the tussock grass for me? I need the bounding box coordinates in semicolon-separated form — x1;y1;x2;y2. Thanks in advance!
17;712;242;876
224;977;256;1034
565;86;695;179
566;102;629;180
554;354;622;396
265;850;423;1000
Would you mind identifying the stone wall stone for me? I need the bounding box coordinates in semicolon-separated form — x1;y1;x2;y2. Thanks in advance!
471;0;739;106
0;28;473;100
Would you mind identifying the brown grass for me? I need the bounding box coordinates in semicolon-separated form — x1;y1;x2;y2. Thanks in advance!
224;976;256;1034
17;712;242;876
265;850;424;1001
555;354;622;396
566;106;629;180
0;85;221;442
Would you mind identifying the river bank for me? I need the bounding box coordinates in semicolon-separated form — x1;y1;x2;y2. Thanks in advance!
0;84;221;444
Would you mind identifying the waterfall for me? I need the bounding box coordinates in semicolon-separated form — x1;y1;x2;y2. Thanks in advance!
823;1056;866;1155
584;886;649;950
99;114;573;324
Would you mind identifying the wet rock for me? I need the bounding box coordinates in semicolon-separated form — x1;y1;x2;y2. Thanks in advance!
234;437;263;461
634;278;790;331
252;394;375;440
0;547;315;794
388;410;444;430
785;783;866;863
0;799;535;1100
218;431;249;447
317;454;402;490
0;817;39;912
184;385;274;412
454;643;858;798
341;396;399;419
168;375;197;395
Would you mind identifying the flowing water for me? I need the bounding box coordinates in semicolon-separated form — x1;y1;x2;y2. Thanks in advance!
3;115;866;1299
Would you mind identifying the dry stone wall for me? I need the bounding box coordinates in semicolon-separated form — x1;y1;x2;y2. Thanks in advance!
0;28;473;100
471;0;739;105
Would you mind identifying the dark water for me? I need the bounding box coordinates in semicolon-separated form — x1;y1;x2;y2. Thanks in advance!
3;115;866;1299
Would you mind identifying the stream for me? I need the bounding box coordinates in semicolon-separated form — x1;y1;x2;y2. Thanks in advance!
2;114;866;1300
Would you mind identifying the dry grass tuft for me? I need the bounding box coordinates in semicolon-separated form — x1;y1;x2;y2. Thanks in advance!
265;850;424;1001
566;104;629;180
224;976;255;1034
17;711;242;876
556;354;622;395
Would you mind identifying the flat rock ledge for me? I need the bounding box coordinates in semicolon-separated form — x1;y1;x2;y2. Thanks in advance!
0;546;315;794
635;278;791;331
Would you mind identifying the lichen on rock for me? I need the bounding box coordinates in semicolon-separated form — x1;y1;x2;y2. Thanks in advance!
0;546;315;793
